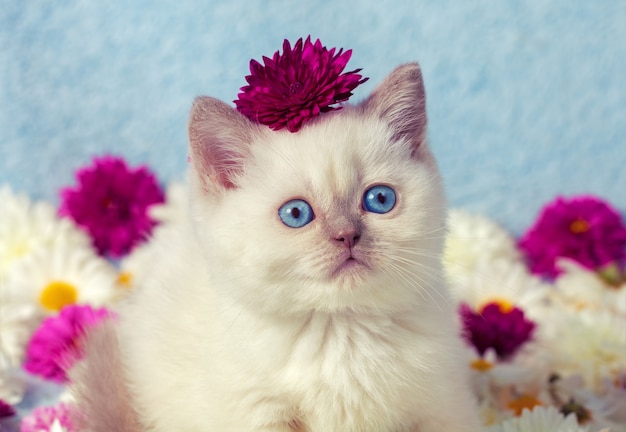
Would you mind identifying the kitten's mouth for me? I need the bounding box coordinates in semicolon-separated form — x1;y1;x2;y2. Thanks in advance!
330;252;369;279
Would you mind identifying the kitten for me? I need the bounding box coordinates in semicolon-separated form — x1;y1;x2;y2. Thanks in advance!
72;63;481;431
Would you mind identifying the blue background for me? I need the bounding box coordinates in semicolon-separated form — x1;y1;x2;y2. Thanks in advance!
2;1;625;235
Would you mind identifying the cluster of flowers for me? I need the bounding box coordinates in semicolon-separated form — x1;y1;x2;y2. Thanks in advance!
446;196;626;432
0;155;173;431
1;154;625;431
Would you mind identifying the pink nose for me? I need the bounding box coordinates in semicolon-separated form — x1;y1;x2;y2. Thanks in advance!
334;230;360;248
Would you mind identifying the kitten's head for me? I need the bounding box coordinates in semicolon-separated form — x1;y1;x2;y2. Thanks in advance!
188;63;447;315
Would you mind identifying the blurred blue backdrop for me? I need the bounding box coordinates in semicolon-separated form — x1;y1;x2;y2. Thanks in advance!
1;1;625;234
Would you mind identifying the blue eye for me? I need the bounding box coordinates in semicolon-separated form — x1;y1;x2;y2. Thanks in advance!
278;199;314;228
363;185;397;214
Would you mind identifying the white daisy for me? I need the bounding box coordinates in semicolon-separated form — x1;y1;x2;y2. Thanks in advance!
554;259;626;317
450;256;549;323
486;406;588;432
0;186;91;278
469;348;538;392
444;209;523;289
467;347;551;426
546;308;626;393
550;374;626;432
0;299;41;368
3;235;118;315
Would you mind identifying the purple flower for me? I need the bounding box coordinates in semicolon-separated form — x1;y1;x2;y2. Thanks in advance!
519;195;626;278
23;304;112;383
0;399;15;418
20;402;77;432
59;155;164;257
460;302;535;360
234;36;368;132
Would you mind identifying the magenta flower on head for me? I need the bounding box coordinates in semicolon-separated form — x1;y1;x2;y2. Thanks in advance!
0;399;15;418
59;155;164;257
20;402;77;432
234;36;368;133
459;302;535;360
23;304;113;383
519;195;626;278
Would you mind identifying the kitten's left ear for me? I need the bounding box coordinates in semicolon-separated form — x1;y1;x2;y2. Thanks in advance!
360;63;428;158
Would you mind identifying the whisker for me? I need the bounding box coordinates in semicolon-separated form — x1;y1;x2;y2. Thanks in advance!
383;257;450;312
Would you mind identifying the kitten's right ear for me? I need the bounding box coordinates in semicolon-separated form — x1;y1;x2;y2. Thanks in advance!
188;96;259;196
361;63;428;159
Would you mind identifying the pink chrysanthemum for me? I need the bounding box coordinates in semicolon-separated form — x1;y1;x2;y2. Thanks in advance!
459;302;535;360
23;304;112;383
20;402;77;432
59;155;165;257
234;36;368;132
0;399;15;418
519;195;626;278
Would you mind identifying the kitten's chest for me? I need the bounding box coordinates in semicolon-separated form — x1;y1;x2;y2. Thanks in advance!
208;306;437;431
276;313;423;429
220;308;422;384
284;312;417;380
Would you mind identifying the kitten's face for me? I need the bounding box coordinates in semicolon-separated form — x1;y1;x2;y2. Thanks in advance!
189;64;446;314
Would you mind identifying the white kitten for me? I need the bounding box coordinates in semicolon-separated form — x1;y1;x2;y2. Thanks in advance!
73;63;481;432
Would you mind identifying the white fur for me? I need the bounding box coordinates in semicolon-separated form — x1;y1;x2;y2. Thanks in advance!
116;65;481;431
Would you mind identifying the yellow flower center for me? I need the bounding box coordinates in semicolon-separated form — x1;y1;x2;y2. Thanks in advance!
507;394;542;416
470;358;493;372
569;218;590;234
116;271;133;288
39;280;78;312
480;298;514;314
